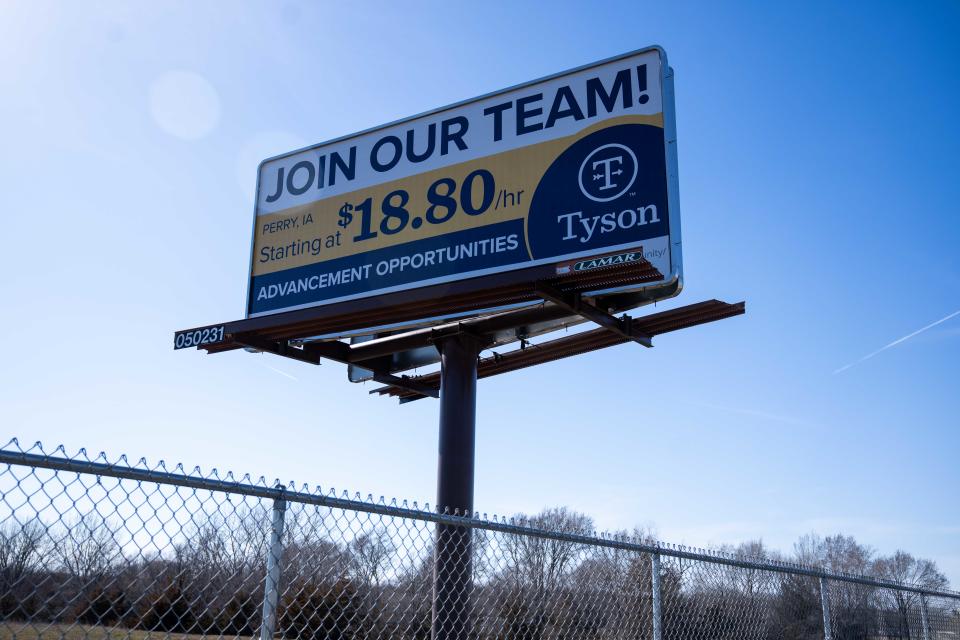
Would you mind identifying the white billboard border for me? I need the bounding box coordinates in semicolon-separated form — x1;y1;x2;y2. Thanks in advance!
242;45;683;323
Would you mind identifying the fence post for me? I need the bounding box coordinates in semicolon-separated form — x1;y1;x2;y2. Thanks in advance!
651;552;663;640
920;593;931;640
260;498;287;640
820;577;833;640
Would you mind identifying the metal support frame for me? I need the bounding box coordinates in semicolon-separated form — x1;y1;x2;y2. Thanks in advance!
235;335;438;399
920;593;931;640
373;300;746;401
259;498;286;640
372;373;440;399
651;552;663;640
234;300;746;403
820;577;833;640
535;282;653;347
432;335;481;640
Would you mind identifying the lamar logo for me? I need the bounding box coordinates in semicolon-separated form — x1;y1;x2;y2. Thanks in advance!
578;143;638;202
573;251;643;272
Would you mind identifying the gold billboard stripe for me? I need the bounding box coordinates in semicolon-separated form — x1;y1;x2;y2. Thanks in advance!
252;113;663;277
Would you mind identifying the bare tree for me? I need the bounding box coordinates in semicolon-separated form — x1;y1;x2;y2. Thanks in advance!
0;520;49;618
495;507;594;640
183;506;270;584
794;533;882;638
502;507;594;593
877;550;948;593
565;527;658;639
163;506;272;633
876;550;948;640
794;533;875;575
57;513;122;584
0;520;47;583
282;506;351;585
350;527;396;587
718;539;782;597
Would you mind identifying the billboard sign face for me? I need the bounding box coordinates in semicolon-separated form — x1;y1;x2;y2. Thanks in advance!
247;46;681;319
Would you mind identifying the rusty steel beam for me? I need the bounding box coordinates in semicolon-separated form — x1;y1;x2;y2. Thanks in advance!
372;300;745;401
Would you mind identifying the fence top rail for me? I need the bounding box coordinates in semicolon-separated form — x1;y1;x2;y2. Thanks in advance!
1;438;957;601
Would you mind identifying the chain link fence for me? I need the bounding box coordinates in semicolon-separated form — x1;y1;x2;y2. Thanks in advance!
0;440;957;640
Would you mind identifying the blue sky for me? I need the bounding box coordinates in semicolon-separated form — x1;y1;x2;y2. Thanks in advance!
1;2;958;583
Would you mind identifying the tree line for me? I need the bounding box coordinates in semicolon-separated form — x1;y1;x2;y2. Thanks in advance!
0;505;955;640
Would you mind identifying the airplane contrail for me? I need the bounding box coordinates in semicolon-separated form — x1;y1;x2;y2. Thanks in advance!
684;400;809;426
261;363;299;381
833;308;960;374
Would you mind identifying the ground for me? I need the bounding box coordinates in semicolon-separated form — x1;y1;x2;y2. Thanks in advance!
0;624;225;640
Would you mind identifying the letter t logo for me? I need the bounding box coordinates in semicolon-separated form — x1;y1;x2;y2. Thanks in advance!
592;155;624;191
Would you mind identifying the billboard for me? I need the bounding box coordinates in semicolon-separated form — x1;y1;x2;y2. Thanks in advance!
247;46;681;320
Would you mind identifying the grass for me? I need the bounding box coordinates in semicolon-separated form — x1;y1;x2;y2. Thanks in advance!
0;624;229;640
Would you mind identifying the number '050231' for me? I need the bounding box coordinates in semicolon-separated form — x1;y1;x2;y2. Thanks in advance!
175;326;224;349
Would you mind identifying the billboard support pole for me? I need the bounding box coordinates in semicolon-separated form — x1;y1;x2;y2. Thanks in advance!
432;333;481;640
